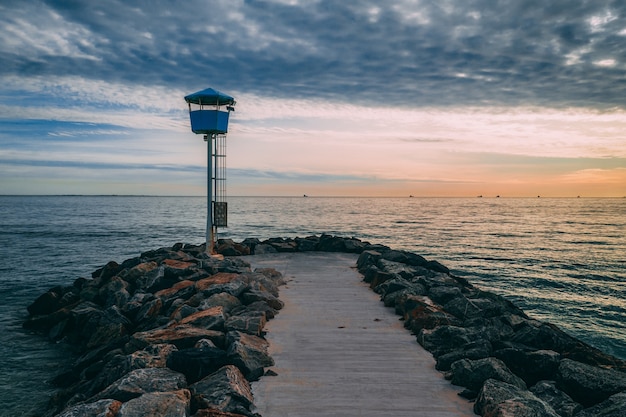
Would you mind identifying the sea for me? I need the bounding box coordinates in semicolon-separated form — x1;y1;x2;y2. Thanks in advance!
1;195;625;415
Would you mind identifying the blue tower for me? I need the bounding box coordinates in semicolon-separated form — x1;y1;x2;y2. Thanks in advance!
184;88;236;253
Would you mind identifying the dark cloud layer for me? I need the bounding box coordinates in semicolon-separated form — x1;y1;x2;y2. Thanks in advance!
2;0;626;108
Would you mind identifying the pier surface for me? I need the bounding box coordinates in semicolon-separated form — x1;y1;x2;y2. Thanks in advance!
245;252;475;417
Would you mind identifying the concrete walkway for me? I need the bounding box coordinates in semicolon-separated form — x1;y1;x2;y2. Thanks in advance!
244;252;475;417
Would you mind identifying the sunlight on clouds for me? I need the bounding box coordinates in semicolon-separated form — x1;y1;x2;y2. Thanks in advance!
594;59;617;67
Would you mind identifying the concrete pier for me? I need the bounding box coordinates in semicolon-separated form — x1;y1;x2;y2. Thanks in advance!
245;252;475;417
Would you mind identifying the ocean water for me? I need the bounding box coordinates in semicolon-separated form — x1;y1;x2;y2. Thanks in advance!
1;195;624;415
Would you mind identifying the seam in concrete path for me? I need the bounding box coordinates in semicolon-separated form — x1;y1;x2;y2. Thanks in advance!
244;252;475;417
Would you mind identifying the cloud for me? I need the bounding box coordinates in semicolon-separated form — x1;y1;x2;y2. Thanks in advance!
1;1;625;196
1;1;625;108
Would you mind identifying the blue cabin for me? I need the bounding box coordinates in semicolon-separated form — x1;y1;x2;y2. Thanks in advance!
184;88;236;134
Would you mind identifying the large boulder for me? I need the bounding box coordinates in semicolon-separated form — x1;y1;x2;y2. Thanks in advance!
400;295;461;334
190;365;254;415
166;346;229;384
130;325;225;350
530;380;582;417
494;349;561;386
451;357;527;394
226;331;273;381
474;378;560;417
556;358;626;407
417;325;483;357
93;367;187;402
224;312;267;337
575;392;626;417
177;306;227;331
56;399;122;417
117;389;191;417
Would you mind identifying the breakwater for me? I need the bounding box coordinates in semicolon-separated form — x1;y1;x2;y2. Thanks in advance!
24;235;626;417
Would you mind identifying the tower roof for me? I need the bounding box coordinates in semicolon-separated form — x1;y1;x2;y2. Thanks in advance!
184;88;235;106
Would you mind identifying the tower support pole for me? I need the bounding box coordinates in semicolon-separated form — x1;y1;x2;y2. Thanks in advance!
206;134;214;253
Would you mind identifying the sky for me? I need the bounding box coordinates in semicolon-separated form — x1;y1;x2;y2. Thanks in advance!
1;0;626;197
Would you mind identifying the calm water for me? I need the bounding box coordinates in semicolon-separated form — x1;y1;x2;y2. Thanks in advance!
1;195;625;415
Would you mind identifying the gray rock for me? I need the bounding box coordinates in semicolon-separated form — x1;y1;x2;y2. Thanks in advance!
428;286;463;305
575;392;626;417
117;389;191;417
240;289;284;311
198;292;242;314
436;340;493;371
494;349;561;386
98;276;130;309
475;378;560;417
253;243;277;254
176;306;227;331
226;331;273;381
356;250;382;271
130;325;225;350
126;344;179;369
225;312;267;336
56;398;122;417
166;346;229;383
530;380;582;417
190;365;253;415
417;325;482;357
94;367;187;402
451;357;527;394
295;236;318;251
556;358;626;407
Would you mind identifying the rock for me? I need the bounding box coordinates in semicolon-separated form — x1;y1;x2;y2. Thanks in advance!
381;249;428;267
356;250;382;271
225;312;267;336
56;398;122;417
98;276;130;308
475;378;560;417
400;295;461;334
425;285;462;305
295;236;318;251
511;320;580;353
451;357;527;395
196;274;248;298
92;261;121;280
177;306;227;331
132;297;163;328
155;280;197;302
264;237;297;252
252;243;277;254
94;367;187;402
417;325;483;357
190;365;253;415
27;286;66;315
240;289;284;311
166;346;229;384
226;331;273;381
233;300;277;320
436;340;493;371
126;344;179;369
70;303;131;350
575;392;626;417
198;293;242;314
130;325;225;350
556;358;626;407
117;389;191;417
494;349;561;386
530;380;582;417
425;260;449;273
377;259;420;280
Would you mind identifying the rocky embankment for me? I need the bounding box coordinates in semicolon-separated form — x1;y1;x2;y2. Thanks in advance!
25;235;626;417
